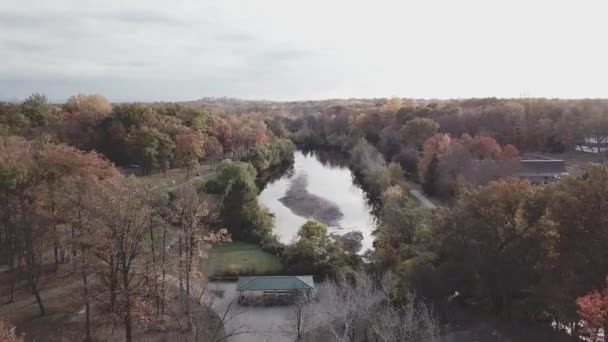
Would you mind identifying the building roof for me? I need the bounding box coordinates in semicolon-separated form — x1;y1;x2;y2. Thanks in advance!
237;276;315;291
519;159;567;176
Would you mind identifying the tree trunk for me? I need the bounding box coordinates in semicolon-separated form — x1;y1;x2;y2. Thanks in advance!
82;252;92;341
49;184;60;271
8;256;15;303
148;223;160;316
4;193;15;303
186;233;194;297
32;283;45;316
161;226;167;317
54;239;59;270
124;309;133;342
178;235;184;295
109;254;117;310
123;270;132;342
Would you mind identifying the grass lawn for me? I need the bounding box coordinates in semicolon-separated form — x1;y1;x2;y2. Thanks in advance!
207;241;283;276
141;163;216;191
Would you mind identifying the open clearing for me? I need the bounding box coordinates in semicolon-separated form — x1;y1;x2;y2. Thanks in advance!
207;242;283;276
140;162;216;191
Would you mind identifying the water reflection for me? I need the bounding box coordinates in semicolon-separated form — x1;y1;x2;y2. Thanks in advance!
258;150;377;253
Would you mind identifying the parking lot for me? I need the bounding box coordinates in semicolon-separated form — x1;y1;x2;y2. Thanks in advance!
208;282;328;342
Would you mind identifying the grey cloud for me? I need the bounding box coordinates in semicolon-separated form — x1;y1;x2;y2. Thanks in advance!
218;32;255;43
0;11;66;28
0;8;186;29
1;39;51;53
258;48;314;62
97;9;188;26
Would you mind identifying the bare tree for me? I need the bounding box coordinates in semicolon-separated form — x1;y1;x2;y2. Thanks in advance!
320;268;383;342
319;269;439;342
64;175;97;341
369;292;439;342
169;185;216;298
168;279;249;342
283;295;318;341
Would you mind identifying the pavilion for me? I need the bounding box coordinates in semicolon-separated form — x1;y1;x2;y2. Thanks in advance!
236;275;317;306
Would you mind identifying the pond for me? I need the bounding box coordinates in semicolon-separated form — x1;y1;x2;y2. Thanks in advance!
258;150;378;254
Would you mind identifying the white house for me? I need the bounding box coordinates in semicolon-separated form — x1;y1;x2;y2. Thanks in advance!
575;136;608;153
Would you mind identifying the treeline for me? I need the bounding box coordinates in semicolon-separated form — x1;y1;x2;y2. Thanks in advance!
0;93;292;175
287;97;608;199
0;135;235;341
287;97;608;152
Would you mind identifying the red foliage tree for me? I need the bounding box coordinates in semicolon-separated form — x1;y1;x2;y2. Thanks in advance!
501;144;519;160
467;135;503;159
576;277;608;341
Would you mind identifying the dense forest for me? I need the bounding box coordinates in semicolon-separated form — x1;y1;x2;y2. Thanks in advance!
1;94;608;341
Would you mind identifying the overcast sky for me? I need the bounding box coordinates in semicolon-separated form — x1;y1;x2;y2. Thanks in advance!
1;0;607;102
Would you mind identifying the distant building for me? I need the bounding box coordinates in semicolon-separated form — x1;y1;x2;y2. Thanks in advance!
575;136;608;153
519;159;568;184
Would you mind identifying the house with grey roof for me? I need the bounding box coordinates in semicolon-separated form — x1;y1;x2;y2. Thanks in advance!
519;159;568;184
236;275;317;306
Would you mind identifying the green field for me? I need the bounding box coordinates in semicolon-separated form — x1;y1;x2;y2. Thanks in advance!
141;163;215;191
207;242;283;276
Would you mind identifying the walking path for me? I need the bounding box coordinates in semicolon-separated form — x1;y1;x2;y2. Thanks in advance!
409;189;437;209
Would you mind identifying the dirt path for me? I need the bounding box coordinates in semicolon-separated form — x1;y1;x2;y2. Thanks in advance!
409;189;437;209
407;182;446;208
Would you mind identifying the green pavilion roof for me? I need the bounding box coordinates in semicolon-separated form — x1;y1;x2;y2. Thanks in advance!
236;276;315;291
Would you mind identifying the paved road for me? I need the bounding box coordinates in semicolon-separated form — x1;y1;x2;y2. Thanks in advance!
410;189;437;209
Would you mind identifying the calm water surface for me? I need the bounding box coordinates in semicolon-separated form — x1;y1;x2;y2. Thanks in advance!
258;150;377;253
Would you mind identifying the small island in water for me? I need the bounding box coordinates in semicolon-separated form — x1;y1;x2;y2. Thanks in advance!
279;173;344;227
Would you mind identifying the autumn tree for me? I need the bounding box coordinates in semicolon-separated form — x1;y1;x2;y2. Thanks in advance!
434;179;553;316
37;143;118;268
169;184;228;297
282;221;347;277
545;164;608;323
63;176;99;340
466;135;503;159
0;102;29;135
40;145;117;339
175;132;205;177
20;93;52;127
399;117;439;150
220;177;273;243
418;134;451;192
393;147;418;178
63;94;112;120
0;136;50;315
205;136;223;169
209;117;233;157
90;177;155;342
377;185;427;248
129;126;163;175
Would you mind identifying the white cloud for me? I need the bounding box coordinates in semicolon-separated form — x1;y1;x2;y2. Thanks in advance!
1;0;607;101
